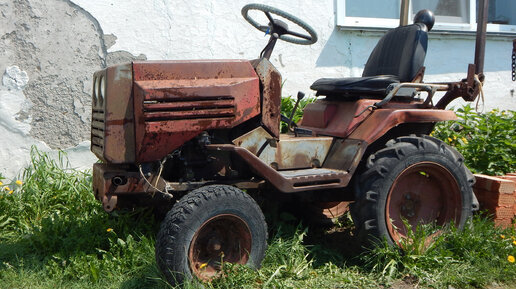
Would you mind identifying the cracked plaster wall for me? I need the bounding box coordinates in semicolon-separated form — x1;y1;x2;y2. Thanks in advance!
0;0;145;178
0;0;514;178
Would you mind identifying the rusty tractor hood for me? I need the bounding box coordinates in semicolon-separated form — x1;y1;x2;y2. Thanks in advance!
91;60;261;164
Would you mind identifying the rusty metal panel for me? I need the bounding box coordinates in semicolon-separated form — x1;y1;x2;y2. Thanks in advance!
91;63;135;163
132;60;261;163
252;58;282;138
299;99;376;138
323;139;368;176
272;134;333;170
233;126;333;170
93;163;164;212
206;144;350;193
349;109;457;144
300;101;337;128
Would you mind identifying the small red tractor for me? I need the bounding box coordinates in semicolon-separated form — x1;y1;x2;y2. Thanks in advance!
90;1;490;284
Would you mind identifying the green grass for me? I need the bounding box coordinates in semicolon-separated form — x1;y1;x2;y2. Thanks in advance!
1;149;515;288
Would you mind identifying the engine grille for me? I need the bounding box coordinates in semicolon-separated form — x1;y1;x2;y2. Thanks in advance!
142;95;236;122
91;71;106;156
91;108;105;151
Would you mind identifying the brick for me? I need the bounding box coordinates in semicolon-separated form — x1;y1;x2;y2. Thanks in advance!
474;174;516;194
499;176;516;215
474;188;515;207
478;203;514;218
493;207;515;219
494;218;514;229
500;175;516;183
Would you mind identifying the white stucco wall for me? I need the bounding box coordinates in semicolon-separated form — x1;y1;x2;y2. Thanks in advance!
71;0;514;109
0;0;514;179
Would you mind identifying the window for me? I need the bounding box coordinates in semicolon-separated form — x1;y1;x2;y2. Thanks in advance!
337;0;401;29
336;0;516;34
485;0;516;33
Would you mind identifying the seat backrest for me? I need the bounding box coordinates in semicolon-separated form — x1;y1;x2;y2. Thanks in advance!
362;23;428;82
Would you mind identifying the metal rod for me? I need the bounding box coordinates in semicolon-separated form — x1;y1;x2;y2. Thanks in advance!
400;0;410;26
474;0;489;75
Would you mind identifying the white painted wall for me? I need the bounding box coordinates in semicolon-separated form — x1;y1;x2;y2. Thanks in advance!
72;0;515;110
0;0;514;179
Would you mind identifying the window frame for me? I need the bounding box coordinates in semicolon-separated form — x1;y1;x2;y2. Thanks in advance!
335;0;516;34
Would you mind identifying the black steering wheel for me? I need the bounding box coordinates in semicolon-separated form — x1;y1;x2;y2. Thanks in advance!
241;4;318;45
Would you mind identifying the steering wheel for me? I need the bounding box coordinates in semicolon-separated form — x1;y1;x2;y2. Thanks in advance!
241;4;318;45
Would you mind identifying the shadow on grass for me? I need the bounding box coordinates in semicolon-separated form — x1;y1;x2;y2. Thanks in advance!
0;206;165;287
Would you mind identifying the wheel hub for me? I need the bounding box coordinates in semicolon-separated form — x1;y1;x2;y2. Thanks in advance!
188;214;252;281
400;193;419;218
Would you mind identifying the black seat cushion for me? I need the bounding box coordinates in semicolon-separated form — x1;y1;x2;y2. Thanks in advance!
311;23;427;100
310;75;399;98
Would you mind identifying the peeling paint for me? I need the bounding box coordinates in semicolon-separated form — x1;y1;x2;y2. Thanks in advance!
3;66;29;90
0;0;146;178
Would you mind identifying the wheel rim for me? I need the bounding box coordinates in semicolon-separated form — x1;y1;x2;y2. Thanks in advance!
385;162;462;243
189;214;252;280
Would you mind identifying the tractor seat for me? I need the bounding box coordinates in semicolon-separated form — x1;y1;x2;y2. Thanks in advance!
311;10;435;100
310;75;399;97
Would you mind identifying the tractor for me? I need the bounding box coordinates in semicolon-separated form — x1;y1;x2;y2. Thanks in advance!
90;1;490;284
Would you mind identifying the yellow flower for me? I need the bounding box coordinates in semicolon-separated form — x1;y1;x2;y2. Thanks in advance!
4;187;9;191
447;137;453;142
106;228;113;232
501;235;506;239
461;137;468;144
508;255;515;263
453;135;457;140
513;240;516;246
15;180;22;186
8;190;13;195
199;263;208;269
0;181;3;186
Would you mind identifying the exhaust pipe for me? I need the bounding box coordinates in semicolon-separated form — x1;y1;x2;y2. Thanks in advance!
112;176;127;186
474;0;489;76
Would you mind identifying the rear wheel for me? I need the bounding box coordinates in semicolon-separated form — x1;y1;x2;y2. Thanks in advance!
350;135;476;246
155;185;267;285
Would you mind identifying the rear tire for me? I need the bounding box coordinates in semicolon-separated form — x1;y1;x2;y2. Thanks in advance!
155;185;267;285
350;135;476;247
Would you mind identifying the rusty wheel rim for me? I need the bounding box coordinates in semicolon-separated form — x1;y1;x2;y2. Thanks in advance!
188;214;252;281
385;162;462;244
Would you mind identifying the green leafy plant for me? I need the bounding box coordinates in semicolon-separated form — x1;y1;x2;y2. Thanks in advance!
280;96;316;133
433;105;516;175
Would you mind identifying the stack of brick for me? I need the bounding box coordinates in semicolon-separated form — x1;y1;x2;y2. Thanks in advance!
473;174;516;228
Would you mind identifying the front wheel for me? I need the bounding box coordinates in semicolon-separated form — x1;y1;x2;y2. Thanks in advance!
155;185;268;285
350;135;476;246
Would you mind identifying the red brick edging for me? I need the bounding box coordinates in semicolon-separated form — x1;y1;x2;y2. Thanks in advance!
473;174;516;228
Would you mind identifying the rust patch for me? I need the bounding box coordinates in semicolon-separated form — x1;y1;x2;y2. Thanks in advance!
323;139;367;176
93;163;166;212
252;58;282;138
91;63;135;164
299;99;375;137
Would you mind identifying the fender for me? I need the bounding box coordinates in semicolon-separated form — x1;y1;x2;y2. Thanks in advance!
349;108;457;144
